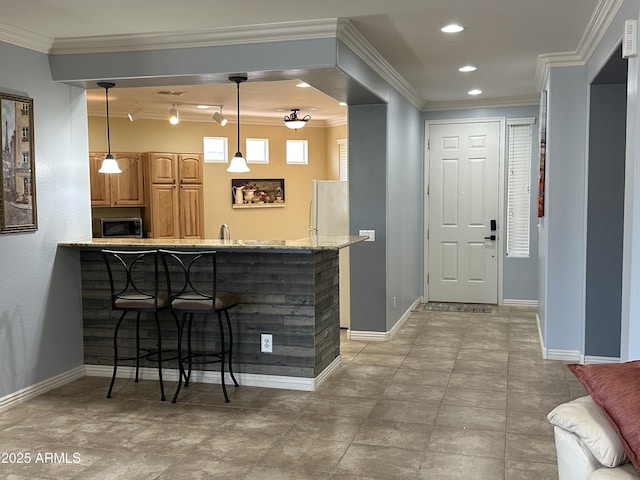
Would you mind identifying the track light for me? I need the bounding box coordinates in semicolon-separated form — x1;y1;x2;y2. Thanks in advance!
283;109;311;130
227;75;250;173
97;81;121;174
127;107;144;122
169;105;179;125
212;106;228;126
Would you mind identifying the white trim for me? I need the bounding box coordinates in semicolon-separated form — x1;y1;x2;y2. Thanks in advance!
506;117;536;126
85;356;341;392
502;299;538;307
350;296;422;342
424;95;540;112
0;366;85;413
535;0;624;90
545;349;583;362
0;21;53;53
583;355;621;364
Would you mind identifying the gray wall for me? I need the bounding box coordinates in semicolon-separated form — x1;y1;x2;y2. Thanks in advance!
423;105;540;303
585;83;626;358
0;40;90;399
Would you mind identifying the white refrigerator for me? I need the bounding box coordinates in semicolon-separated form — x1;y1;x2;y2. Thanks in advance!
310;180;350;328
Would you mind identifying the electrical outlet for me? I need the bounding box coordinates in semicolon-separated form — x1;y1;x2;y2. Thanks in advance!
359;229;375;241
261;333;273;353
393;296;397;309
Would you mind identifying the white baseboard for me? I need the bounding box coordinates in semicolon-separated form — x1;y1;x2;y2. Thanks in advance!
349;296;423;342
544;349;582;362
0;366;85;413
583;355;621;364
85;355;341;392
502;299;538;307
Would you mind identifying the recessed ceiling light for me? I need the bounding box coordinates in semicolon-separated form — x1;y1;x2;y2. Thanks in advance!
197;105;211;109
296;82;311;88
441;24;465;33
468;89;482;95
459;65;477;72
339;101;347;106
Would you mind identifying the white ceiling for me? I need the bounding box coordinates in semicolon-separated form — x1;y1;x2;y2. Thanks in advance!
1;0;603;124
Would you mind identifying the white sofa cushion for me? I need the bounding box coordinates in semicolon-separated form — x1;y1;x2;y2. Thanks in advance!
590;463;640;479
548;395;628;468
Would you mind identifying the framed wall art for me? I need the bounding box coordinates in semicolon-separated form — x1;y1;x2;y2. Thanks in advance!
1;92;37;233
231;178;285;208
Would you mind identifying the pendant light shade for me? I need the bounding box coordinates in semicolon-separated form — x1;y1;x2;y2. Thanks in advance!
97;81;122;174
227;75;250;173
283;109;311;130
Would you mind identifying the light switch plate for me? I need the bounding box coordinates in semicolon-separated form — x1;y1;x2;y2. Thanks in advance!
359;229;375;241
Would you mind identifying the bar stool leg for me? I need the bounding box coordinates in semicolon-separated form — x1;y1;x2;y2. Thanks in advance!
217;312;230;403
154;313;166;401
107;311;127;399
224;310;239;387
185;313;194;387
171;311;185;403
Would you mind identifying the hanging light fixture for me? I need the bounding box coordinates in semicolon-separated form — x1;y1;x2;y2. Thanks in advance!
283;108;311;130
97;81;122;174
212;106;228;126
227;75;250;173
169;104;179;125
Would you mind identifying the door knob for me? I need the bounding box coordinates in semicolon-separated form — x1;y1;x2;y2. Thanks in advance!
484;235;496;241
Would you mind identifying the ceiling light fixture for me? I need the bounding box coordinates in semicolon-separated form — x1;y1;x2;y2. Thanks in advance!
127;106;144;122
468;89;483;95
296;82;311;88
169;104;179;125
458;65;477;72
212;106;228;126
283;109;311;130
97;81;121;174
441;23;465;33
227;75;250;173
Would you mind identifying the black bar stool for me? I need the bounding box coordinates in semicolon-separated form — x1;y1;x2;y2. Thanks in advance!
159;249;239;403
101;249;175;401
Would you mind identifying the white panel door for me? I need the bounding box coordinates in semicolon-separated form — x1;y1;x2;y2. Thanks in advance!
428;121;500;303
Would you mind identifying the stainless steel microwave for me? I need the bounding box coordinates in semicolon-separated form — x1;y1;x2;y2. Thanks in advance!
93;217;143;238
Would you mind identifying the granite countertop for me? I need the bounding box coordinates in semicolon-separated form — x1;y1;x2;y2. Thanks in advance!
58;235;367;251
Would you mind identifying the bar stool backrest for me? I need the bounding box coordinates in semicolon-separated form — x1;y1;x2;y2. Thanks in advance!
159;250;218;314
101;249;163;311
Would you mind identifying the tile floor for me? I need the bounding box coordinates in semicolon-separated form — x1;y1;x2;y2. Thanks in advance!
0;305;586;479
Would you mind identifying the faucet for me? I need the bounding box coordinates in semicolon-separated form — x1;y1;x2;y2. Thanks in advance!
218;223;230;241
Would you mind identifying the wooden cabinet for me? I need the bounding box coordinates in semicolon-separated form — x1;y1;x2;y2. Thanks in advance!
89;152;144;206
143;153;204;239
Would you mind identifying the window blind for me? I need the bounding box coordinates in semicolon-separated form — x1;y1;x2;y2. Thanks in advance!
506;119;534;258
338;139;348;181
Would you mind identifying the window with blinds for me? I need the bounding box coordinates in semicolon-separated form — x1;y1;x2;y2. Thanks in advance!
506;118;534;258
338;139;348;181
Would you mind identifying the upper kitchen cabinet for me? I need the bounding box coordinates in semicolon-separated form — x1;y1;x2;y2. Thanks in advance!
89;152;144;207
146;152;203;184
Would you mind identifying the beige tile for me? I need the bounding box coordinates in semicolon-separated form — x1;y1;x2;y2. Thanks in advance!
352;418;431;451
443;386;507;410
427;425;506;459
506;432;558;464
418;451;505;480
335;444;422;479
369;398;439;425
435;404;506;432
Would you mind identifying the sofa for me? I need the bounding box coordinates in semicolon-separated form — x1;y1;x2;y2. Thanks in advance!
547;361;640;480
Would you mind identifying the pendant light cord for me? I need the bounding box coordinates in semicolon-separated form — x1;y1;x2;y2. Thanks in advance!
236;80;241;154
105;87;112;156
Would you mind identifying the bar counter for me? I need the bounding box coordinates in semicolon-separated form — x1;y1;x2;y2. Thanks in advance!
59;236;365;391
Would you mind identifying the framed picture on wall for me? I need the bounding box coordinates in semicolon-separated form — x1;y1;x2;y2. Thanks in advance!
231;178;285;208
537;89;547;218
0;92;37;233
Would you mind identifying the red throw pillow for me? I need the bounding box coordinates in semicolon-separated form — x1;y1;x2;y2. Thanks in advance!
568;361;640;473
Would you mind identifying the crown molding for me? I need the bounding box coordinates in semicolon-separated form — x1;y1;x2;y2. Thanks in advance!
50;18;341;55
0;21;53;53
423;95;540;112
535;0;624;90
336;20;423;110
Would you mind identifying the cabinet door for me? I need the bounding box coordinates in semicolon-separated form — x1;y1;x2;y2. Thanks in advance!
148;153;177;184
149;184;180;239
89;152;111;206
110;153;144;206
178;154;203;184
179;184;204;239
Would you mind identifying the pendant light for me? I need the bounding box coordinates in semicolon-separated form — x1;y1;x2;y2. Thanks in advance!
283;108;311;130
97;82;122;174
227;74;250;173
